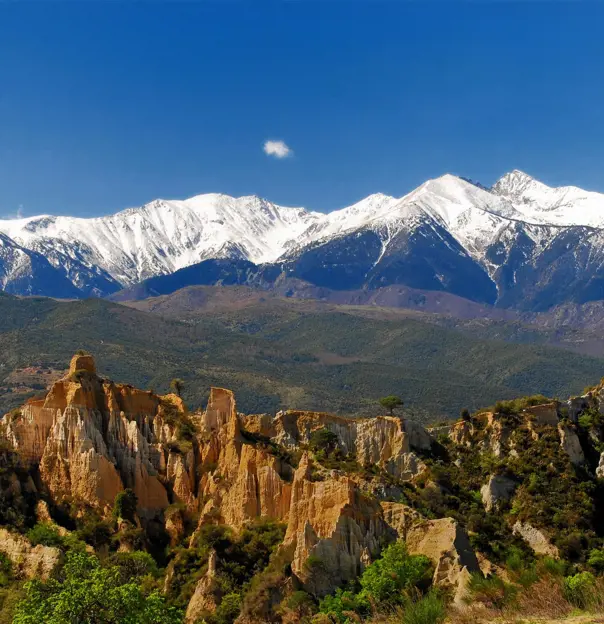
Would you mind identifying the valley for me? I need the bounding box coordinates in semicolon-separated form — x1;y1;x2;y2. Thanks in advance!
2;289;604;422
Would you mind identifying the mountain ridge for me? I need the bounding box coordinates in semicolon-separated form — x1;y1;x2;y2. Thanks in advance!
3;170;604;311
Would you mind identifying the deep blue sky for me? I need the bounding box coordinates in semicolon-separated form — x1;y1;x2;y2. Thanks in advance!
1;2;604;218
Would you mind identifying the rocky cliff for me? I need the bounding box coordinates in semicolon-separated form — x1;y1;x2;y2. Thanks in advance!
2;353;604;623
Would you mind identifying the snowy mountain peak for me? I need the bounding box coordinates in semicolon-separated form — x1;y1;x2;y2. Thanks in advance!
492;169;544;198
3;170;604;301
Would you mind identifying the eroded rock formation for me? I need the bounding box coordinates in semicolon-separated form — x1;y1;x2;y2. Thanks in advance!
5;351;604;621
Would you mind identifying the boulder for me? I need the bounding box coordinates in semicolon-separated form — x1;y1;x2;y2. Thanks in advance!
405;517;480;593
513;521;559;557
480;475;516;512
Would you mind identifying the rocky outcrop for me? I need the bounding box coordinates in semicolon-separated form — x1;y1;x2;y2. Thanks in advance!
522;403;559;426
596;452;604;478
0;527;61;579
513;521;559;557
479;413;513;458
480;475;517;512
284;453;387;597
404;518;479;594
241;409;430;480
567;395;590;424
4;354;189;515
185;550;220;623
380;502;422;539
2;352;492;614
558;424;585;466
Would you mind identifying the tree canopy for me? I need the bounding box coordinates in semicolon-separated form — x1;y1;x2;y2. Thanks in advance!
13;551;183;624
379;395;404;415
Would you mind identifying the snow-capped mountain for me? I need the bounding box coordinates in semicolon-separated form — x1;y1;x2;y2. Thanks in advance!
2;170;604;311
0;194;321;291
0;232;81;298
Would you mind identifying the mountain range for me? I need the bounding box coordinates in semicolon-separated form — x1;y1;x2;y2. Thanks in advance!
3;170;604;311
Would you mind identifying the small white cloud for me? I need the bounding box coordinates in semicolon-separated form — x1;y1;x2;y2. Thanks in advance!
263;140;293;159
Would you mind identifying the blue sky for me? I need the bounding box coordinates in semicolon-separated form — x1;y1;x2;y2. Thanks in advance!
1;2;604;218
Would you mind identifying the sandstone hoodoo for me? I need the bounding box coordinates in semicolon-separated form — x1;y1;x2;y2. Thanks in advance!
1;353;604;623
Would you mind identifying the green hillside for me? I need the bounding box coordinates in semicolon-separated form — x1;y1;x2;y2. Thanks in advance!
1;294;603;421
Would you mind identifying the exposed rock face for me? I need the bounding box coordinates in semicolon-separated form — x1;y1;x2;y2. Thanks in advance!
596;452;604;478
480;413;513;458
480;475;517;512
380;502;422;539
241;409;430;480
0;527;61;579
4;355;186;515
513;521;559;557
558;424;585;465
404;518;480;593
2;352;487;614
69;353;97;375
185;550;220;623
522;403;559;426
449;421;473;447
283;453;388;597
567;395;590;424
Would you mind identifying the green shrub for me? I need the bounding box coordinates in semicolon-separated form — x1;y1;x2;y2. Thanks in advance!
284;590;316;617
210;592;242;624
106;551;160;584
75;517;113;548
468;573;516;609
304;555;326;572
318;542;433;622
239;544;295;622
112;488;138;523
13;551;182;624
318;588;370;623
536;556;567;578
401;591;446;624
359;542;432;606
564;571;596;608
587;548;604;572
26;523;64;548
309;428;338;453
0;552;12;588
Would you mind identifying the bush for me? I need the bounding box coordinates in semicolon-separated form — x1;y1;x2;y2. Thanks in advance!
106;551;160;584
76;517;113;548
26;523;64;548
0;552;12;588
401;591;446;624
564;571;596;608
13;551;183;624
112;488;138;523
319;588;370;623
587;548;604;572
211;592;242;624
309;428;338;453
284;590;316;618
318;542;433;622
468;573;516;609
359;542;432;606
